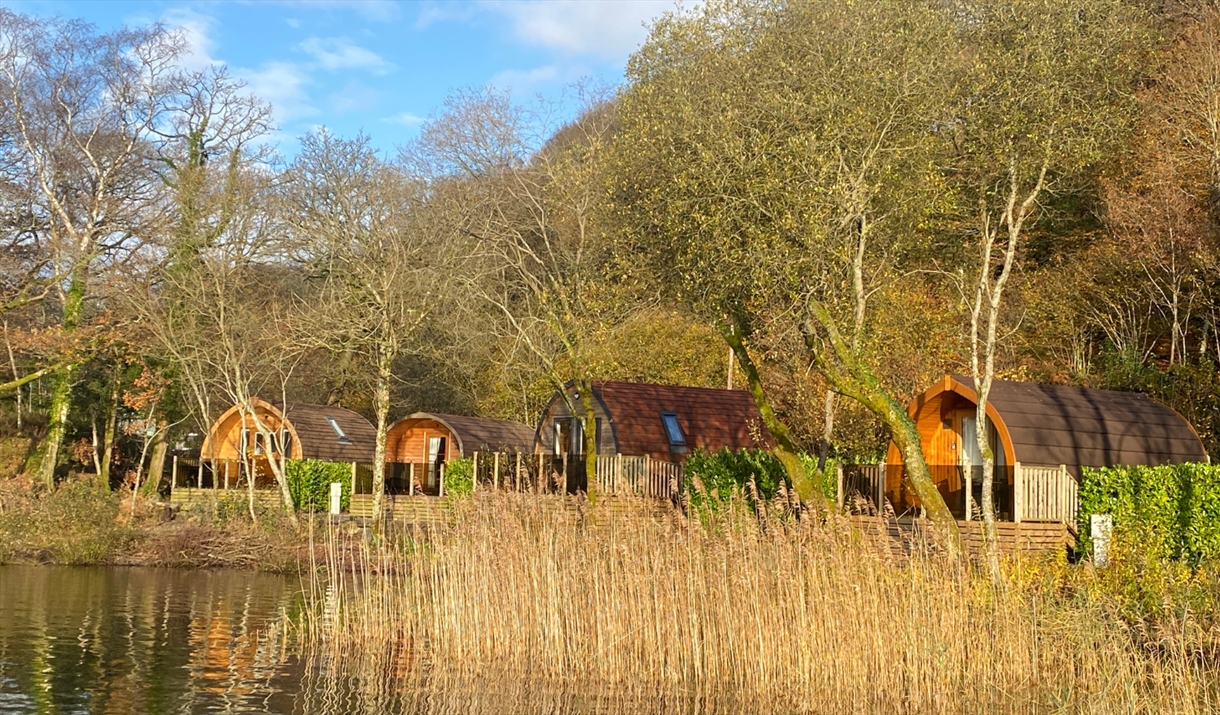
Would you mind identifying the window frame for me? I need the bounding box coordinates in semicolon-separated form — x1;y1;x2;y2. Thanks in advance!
660;412;686;447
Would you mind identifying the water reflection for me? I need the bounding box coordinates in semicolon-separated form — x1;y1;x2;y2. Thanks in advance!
0;566;770;715
0;566;302;714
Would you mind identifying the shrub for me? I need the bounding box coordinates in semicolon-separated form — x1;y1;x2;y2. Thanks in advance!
285;459;351;513
444;457;473;496
0;478;134;564
683;448;838;510
1079;463;1220;565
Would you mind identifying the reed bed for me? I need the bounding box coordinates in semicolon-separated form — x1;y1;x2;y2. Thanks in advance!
297;494;1219;715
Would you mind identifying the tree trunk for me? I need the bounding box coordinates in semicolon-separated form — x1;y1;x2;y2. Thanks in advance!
975;390;1001;580
99;374;120;488
370;362;392;529
718;322;823;505
148;426;170;494
37;268;87;487
576;378;599;506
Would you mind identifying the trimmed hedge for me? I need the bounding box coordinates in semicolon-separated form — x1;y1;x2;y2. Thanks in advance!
683;448;838;510
1079;463;1220;565
285;459;351;513
444;457;474;496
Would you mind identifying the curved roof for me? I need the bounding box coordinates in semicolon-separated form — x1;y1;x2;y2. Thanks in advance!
393;413;536;455
928;376;1207;468
581;381;771;456
278;401;377;463
202;398;376;464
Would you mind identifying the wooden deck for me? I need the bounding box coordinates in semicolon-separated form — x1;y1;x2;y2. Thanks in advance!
169;487;284;510
851;516;1072;559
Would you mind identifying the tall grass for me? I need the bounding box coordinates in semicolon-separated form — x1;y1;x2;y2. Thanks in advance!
299;494;1219;714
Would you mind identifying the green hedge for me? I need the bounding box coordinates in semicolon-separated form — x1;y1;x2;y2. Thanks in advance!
683;448;838;510
1079;463;1220;565
285;459;351;513
443;457;474;496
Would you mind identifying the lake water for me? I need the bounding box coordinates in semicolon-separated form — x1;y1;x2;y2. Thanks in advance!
0;565;306;714
0;566;765;715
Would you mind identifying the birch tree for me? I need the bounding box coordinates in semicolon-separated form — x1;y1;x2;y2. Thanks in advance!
410;88;623;500
0;12;184;485
614;0;962;548
953;0;1149;576
283;131;459;524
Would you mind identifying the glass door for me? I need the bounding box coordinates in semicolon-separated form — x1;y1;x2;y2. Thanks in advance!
427;436;446;493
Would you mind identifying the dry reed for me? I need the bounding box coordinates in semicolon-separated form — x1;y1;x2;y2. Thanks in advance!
297;493;1219;715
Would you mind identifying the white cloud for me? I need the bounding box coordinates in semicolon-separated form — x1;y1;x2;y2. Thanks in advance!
328;80;380;114
161;8;222;71
414;2;476;30
250;0;402;23
286;18;302;28
299;37;394;74
386;111;425;126
490;64;561;91
484;0;679;61
241;60;316;122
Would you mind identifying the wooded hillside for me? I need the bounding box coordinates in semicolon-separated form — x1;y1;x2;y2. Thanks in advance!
2;1;1218;497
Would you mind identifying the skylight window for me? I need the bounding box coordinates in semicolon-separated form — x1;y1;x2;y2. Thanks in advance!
327;417;351;444
661;413;686;446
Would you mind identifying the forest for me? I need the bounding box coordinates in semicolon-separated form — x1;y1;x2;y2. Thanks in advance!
1;0;1218;518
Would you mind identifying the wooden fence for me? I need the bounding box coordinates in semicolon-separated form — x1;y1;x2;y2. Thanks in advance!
464;452;682;501
837;462;1078;527
1014;463;1077;525
594;454;681;500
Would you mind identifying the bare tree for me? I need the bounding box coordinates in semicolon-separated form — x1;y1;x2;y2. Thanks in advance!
410;87;623;500
282;131;460;524
0;11;186;485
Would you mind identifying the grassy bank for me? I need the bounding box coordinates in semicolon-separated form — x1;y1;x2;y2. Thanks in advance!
0;476;313;571
298;494;1220;715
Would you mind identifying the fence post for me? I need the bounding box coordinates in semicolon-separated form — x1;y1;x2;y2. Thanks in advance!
439;462;445;498
472;452;479;492
876;462;885;515
1014;462;1023;523
1059;464;1068;524
172;455;179;491
516;452;522;492
409;463;415;496
494;452;501;490
836;464;844;512
224;460;231;490
616;453;623;495
965;469;972;521
351;461;358;496
198;459;205;490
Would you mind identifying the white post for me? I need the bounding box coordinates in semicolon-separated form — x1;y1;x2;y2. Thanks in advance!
329;482;342;515
472;451;479;492
224;460;231;490
439;462;445;498
351;461;358;496
409;462;415;496
494;452;501;490
616;453;623;496
1014;462;1023;523
172;455;179;490
1091;513;1113;567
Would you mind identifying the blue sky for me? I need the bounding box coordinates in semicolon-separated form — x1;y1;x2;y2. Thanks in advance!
12;1;682;154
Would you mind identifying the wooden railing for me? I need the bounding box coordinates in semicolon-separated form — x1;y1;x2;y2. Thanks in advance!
1014;463;1077;526
466;452;683;500
594;454;681;500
